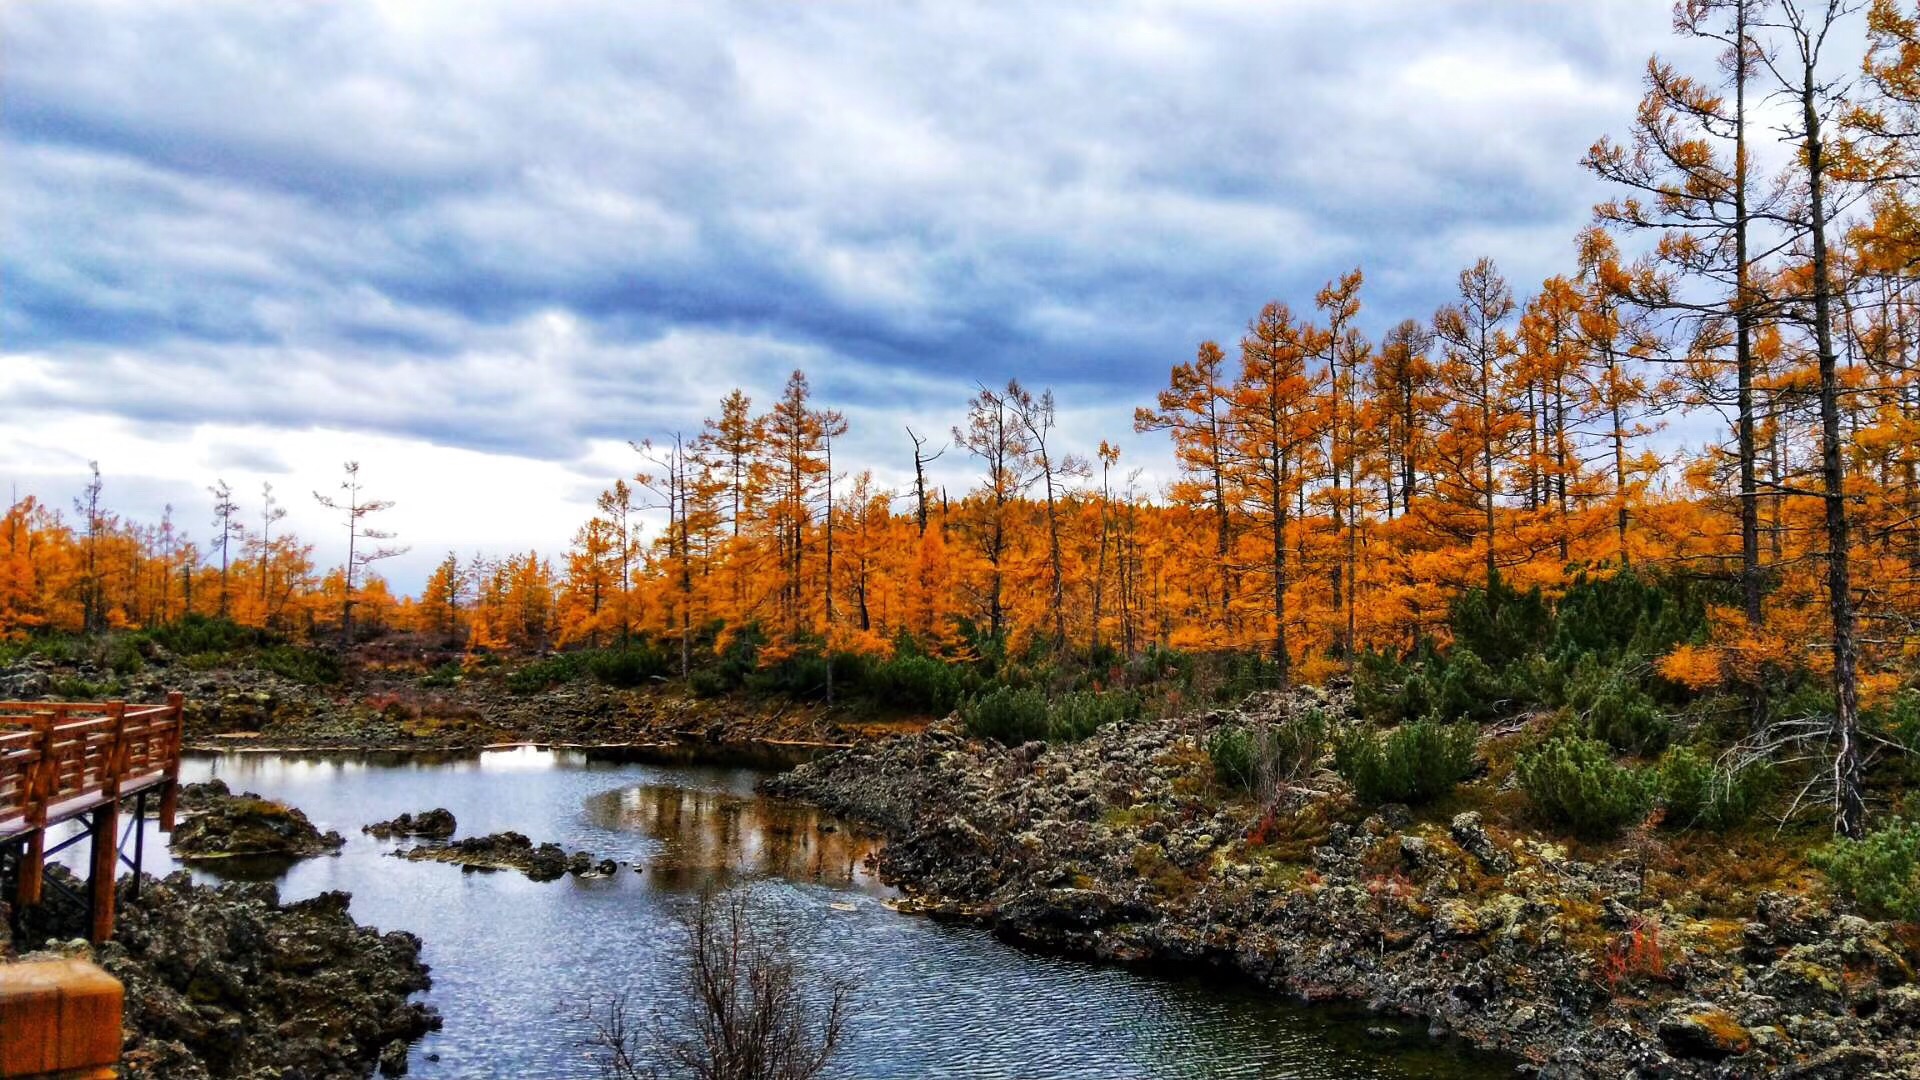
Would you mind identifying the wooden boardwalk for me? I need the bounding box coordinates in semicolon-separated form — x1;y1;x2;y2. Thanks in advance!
1;693;184;942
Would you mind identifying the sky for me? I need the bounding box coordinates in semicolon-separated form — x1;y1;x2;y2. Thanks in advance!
1;0;1714;590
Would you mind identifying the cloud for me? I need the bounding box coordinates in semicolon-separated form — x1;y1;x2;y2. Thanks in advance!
1;0;1699;579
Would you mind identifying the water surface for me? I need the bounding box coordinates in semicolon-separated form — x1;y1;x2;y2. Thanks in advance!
69;747;1510;1078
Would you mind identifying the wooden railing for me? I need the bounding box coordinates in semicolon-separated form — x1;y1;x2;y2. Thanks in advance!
0;693;184;941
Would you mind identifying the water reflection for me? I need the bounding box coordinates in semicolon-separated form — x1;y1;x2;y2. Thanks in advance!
52;749;1516;1079
587;784;886;894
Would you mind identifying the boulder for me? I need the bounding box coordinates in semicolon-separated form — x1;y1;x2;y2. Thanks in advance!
170;788;344;861
1658;1003;1753;1060
362;809;457;840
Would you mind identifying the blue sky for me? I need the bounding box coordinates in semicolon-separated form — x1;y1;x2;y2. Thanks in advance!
1;1;1701;586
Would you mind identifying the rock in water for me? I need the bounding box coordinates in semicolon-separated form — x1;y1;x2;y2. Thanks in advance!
362;808;457;839
169;787;345;860
393;831;605;882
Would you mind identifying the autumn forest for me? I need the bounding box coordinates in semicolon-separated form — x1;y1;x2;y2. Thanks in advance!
7;2;1920;847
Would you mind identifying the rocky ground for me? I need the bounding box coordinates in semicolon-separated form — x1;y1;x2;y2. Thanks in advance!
393;830;624;882
767;692;1920;1079
169;779;346;860
7;868;438;1079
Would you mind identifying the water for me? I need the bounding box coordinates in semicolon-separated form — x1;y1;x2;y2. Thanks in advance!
67;748;1512;1078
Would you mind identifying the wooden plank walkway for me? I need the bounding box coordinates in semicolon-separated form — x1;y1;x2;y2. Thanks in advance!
0;692;184;942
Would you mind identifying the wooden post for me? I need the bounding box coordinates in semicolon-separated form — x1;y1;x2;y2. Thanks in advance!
88;702;128;944
157;691;184;831
15;710;61;910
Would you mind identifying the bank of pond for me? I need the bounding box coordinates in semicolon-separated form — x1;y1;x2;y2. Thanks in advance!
53;746;1511;1078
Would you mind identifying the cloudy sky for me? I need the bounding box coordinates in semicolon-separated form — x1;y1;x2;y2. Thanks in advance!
1;0;1708;589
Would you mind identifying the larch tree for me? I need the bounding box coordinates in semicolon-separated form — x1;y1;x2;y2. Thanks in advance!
1586;0;1775;628
1009;381;1088;651
1432;258;1522;590
1232;301;1322;675
313;461;407;646
1135;340;1238;639
208;479;242;618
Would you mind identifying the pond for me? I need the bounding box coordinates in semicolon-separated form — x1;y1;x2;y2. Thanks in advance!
81;747;1512;1078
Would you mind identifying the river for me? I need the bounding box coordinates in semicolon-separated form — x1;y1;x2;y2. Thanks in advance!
84;747;1511;1078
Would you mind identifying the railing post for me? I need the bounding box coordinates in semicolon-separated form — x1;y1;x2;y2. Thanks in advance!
15;708;62;910
88;702;128;944
158;691;184;831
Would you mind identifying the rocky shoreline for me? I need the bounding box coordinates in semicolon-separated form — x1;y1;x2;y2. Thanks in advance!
7;869;438;1079
766;699;1920;1079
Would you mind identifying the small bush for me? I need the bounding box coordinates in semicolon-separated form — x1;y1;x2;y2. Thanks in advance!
1332;720;1478;805
1209;710;1328;794
1046;690;1140;741
1655;746;1775;831
587;645;672;687
864;654;974;716
746;652;832;700
49;675;121;700
688;667;732;698
1448;575;1551;669
959;686;1134;744
254;645;342;686
505;654;583;695
960;685;1051;744
419;662;463;688
1518;735;1655;838
149;614;269;657
1566;659;1670;753
103;635;148;676
1811;818;1920;920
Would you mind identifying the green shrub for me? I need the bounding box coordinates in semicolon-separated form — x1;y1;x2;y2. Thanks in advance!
1047;690;1141;741
254;645;342;686
960;685;1051;744
1415;647;1507;724
148;614;269;656
1655;745;1775;831
1547;569;1709;670
959;686;1134;744
1870;690;1920;753
1518;735;1655;838
1566;659;1670;753
746;652;832;700
505;654;582;694
586;645;672;687
102;634;148;676
1210;710;1328;793
49;675;121;700
420;662;463;688
1448;575;1551;669
866;654;975;716
1812;818;1920;920
1332;719;1479;805
688;666;731;698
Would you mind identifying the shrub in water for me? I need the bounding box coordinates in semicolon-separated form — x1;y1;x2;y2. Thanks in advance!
1332;719;1478;805
1518;734;1654;838
1811;818;1920;921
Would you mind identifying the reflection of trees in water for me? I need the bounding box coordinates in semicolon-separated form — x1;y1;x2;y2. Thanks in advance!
594;787;877;891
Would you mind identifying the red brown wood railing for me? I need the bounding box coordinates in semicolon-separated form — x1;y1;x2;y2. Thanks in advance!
0;692;184;941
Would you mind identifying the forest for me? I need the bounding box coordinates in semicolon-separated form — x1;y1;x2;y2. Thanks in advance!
5;0;1920;867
